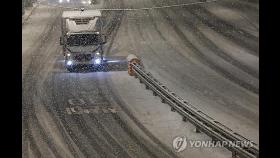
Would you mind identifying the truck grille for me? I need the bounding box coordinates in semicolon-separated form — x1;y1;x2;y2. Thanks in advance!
74;54;92;61
72;18;95;25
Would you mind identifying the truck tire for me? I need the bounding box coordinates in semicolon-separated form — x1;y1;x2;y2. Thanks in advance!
67;67;74;72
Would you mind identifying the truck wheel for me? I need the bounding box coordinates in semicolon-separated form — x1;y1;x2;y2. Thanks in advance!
67;67;74;72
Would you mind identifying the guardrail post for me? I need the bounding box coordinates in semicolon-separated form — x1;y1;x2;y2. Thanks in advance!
232;151;237;158
127;54;141;76
153;91;157;96
182;116;187;122
194;127;201;133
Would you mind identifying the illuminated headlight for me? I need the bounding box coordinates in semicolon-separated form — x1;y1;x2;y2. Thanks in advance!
66;60;73;66
94;58;101;65
59;0;63;3
67;53;71;57
96;52;100;56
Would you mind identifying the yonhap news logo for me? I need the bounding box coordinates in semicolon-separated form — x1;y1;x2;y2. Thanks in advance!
172;136;254;152
172;136;187;152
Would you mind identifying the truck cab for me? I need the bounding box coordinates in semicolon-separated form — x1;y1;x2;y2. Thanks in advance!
60;9;106;72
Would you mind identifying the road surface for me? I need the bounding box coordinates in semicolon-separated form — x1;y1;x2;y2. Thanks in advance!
22;0;259;157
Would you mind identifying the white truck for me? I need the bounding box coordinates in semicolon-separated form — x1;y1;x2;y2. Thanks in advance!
60;9;106;72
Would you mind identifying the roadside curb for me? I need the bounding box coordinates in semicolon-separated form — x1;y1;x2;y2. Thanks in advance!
22;2;39;25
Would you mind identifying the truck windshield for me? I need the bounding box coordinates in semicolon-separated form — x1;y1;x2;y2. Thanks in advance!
66;34;101;46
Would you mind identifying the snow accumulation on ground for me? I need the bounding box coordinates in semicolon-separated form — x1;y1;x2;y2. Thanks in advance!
109;71;232;158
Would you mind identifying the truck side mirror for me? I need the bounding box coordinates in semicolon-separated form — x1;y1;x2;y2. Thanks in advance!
60;36;63;45
101;34;107;44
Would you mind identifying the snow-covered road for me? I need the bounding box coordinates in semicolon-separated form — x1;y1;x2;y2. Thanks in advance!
22;0;259;157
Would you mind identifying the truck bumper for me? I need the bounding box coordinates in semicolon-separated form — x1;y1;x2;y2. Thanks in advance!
65;59;102;67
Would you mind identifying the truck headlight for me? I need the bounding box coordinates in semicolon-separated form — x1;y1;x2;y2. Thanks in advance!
67;53;71;57
67;60;73;66
94;58;101;65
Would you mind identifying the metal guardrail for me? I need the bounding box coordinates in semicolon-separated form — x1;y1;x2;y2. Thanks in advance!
129;62;259;158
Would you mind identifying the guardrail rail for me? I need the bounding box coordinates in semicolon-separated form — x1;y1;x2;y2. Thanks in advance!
127;56;259;158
